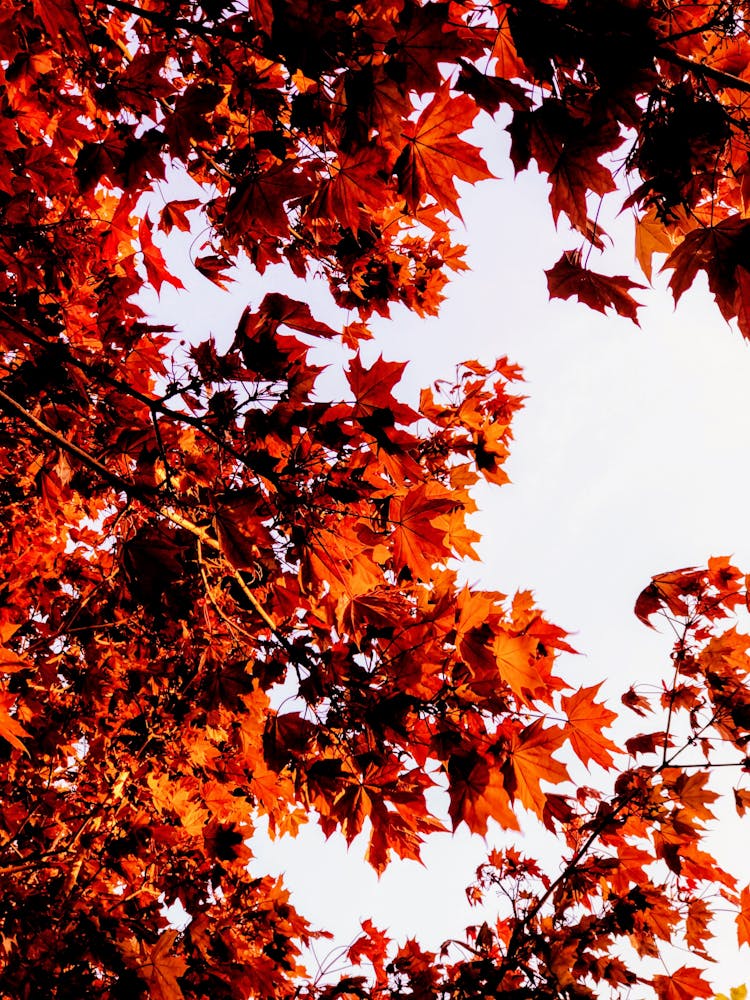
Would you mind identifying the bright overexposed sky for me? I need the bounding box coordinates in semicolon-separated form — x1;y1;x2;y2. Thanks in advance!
149;118;750;991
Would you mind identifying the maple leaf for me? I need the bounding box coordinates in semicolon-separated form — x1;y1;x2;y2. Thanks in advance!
308;147;390;231
667;769;719;823
621;685;651;716
505;720;569;817
341;587;411;641
493;630;546;701
735;787;750;816
348;920;390;988
0;691;29;753
138;217;185;295
685;896;713;958
390;484;458;579
147;772;208;835
225;158;314;241
137;930;188;1000
456;62;531;116
634;205;686;282
625;731;669;756
395;85;494;217
159;198;201;235
633;584;663;627
367;802;446;874
473;420;510;485
387;3;485;94
0;645;27;673
634;567;705;626
213;493;269;570
241;293;338;340
738;884;750;947
735;266;750;340
194;253;235;289
664;218;750;338
31;0;87;49
346;353;419;426
562;683;619;769
447;750;520;835
546;250;644;323
508;102;620;231
652;966;712;1000
491;2;528;78
455;588;494;645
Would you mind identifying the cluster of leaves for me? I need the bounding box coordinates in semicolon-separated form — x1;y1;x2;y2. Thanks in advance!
336;561;750;1000
10;0;750;332
4;0;750;998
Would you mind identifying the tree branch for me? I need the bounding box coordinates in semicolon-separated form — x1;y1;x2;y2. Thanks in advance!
0;386;154;498
0;306;278;493
96;0;252;42
0;385;288;649
655;44;750;95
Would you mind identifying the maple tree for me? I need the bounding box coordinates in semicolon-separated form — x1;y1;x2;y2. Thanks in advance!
4;0;750;997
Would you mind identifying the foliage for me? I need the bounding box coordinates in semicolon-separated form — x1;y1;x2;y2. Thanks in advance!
3;0;750;997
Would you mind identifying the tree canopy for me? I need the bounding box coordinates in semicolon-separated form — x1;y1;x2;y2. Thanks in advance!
3;0;750;997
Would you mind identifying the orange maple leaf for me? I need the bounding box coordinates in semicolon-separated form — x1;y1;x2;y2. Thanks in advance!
448;750;520;835
455;588;494;645
0;691;29;753
138;930;188;1000
634;566;705;626
652;966;712;1000
491;3;528;78
634;205;686;282
506;720;569;817
735;787;750;816
341;587;411;641
738;884;750;947
665;769;719;823
493;630;546;701
685;896;713;958
562;683;619;770
390;484;457;579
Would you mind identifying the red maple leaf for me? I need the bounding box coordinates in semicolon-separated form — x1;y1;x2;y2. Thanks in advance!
546;250;644;323
346;353;419;425
395;85;494;216
138;217;185;295
159;198;201;235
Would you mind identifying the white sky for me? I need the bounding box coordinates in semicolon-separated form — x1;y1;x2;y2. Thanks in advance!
151;123;750;993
